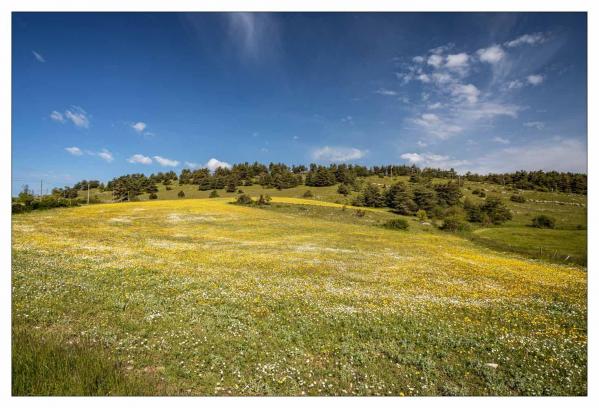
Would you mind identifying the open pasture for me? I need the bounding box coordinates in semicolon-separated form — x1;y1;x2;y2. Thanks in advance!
12;198;587;395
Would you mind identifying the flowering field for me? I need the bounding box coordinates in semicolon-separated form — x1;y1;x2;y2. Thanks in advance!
12;198;587;395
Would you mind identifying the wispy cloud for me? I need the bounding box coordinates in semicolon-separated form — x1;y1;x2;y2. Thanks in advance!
476;45;505;64
131;122;147;133
527;74;544;85
32;50;45;63
374;88;398;96
492;136;511;144
400;152;469;168
153;155;180;167
524;121;545;130
226;13;280;62
65;146;83;156
97;149;114;163
127;154;153;165
51;107;90;128
505;32;548;48
64;107;90;128
50;111;65;123
312;146;367;163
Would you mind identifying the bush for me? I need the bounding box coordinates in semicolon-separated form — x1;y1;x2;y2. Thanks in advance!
237;189;244;194
209;190;220;198
303;190;314;198
165;186;173;191
383;218;409;230
531;215;556;229
235;194;253;205
256;194;272;206
440;216;471;232
12;203;27;213
177;190;185;198
355;209;366;218
416;209;427;221
337;184;350;196
148;193;158;200
510;194;526;203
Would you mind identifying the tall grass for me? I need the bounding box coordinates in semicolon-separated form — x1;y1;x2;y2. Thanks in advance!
12;327;163;396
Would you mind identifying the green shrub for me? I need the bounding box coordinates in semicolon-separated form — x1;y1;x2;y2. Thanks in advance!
148;193;158;200
209;190;220;198
440;216;471;232
337;184;350;196
235;194;253;205
355;209;366;218
531;215;556;229
416;209;427;221
177;190;185;198
383;218;409;230
256;194;272;206
510;194;526;203
303;190;313;198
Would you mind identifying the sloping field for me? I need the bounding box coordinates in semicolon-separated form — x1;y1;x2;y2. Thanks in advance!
12;198;587;395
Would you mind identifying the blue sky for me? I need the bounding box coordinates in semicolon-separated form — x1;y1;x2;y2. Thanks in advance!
12;12;587;194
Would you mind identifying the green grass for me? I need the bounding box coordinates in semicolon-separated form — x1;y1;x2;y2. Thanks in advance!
12;198;587;395
471;227;587;266
12;326;166;395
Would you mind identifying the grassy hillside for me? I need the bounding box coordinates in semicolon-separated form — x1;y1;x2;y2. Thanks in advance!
12;198;587;395
80;176;587;265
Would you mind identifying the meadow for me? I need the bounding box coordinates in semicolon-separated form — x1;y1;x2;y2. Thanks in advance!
12;191;587;395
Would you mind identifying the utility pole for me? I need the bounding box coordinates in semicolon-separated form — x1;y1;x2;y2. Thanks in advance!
39;180;43;200
87;181;90;205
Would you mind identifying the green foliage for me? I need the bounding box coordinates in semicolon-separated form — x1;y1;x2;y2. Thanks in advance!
209;190;220;198
337;184;350;196
416;209;427;221
532;215;556;229
413;185;437;212
355;209;366;217
465;197;512;225
149;193;158;200
235;194;253;205
382;218;409;230
177;190;185;198
434;182;463;207
440;216;471;232
510;194;526;203
303;190;314;198
353;183;384;208
256;194;272;206
386;182;417;215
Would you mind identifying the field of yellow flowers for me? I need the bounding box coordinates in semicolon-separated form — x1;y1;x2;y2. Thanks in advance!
12;198;587;395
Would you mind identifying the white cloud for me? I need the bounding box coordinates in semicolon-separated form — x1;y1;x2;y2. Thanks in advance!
32;50;45;63
64;107;90;128
507;80;524;89
127;154;153;165
427;54;444;68
431;72;453;84
226;13;279;62
153;155;180;167
412;113;462;140
412;56;425;63
477;45;505;64
467;138;586;173
400;152;469;168
460;102;520;120
312;146;367;163
527;74;544;85
50;111;64;123
505;32;548;48
374;88;398;96
205;158;232;172
340;115;354;125
427;102;443;110
417;73;431;83
445;53;469;71
492;136;510;144
98;149;114;163
131;122;147;133
65;146;83;156
524;121;545;130
417;140;428;147
450;83;480;104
